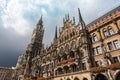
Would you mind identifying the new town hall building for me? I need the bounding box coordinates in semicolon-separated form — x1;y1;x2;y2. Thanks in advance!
19;6;120;80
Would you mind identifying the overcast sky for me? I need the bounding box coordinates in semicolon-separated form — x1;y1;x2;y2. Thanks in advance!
0;0;120;67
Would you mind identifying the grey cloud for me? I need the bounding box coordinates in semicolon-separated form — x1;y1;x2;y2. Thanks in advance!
0;26;32;67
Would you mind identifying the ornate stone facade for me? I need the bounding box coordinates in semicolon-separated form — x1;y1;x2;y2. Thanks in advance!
23;6;120;80
14;54;26;80
0;66;14;80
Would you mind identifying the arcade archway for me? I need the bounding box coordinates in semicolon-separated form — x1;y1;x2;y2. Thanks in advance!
83;77;88;80
74;77;79;80
95;74;108;80
115;72;120;80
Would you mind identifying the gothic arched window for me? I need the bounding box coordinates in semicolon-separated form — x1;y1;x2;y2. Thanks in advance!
103;29;109;37
108;27;115;35
57;55;61;62
92;34;98;42
60;47;64;54
65;44;69;52
71;41;76;49
83;77;88;80
70;51;75;58
62;53;67;60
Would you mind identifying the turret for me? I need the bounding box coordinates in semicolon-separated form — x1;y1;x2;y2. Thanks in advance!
78;8;86;30
73;16;75;25
37;16;43;25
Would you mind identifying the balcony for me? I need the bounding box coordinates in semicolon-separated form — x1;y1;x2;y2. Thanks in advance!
90;66;106;73
108;62;120;70
56;58;75;66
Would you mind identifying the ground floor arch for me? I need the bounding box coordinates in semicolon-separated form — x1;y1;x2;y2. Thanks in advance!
67;78;71;80
115;71;120;80
95;74;108;80
83;77;88;80
74;77;79;80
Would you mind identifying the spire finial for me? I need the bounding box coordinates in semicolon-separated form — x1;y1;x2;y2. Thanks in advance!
38;15;43;25
78;8;83;22
78;8;86;29
59;27;61;34
73;17;75;24
68;13;69;20
40;15;42;20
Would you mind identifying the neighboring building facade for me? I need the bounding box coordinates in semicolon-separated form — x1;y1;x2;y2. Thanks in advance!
0;66;14;80
23;6;120;80
13;54;26;80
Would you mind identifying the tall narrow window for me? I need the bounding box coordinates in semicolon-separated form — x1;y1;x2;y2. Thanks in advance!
96;46;102;54
71;41;76;49
108;27;115;35
58;56;61;62
113;57;119;63
113;40;120;49
66;44;69;52
70;51;75;58
82;63;86;70
92;34;98;42
107;42;113;51
63;54;67;60
103;30;109;37
95;61;99;67
93;48;97;55
60;47;64;54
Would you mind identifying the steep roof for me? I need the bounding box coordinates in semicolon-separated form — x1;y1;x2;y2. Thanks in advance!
87;6;120;27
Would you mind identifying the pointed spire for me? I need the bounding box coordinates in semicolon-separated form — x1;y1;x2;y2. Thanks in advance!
38;15;43;25
68;13;69;20
78;8;83;22
59;27;61;34
73;17;75;24
54;26;57;41
78;8;86;30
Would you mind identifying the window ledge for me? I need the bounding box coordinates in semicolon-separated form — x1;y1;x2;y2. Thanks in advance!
94;53;102;56
109;48;120;53
103;33;118;39
92;40;99;44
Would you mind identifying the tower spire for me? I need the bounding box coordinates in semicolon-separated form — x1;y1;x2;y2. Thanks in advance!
73;16;75;24
38;15;43;25
78;8;86;29
68;13;69;20
78;8;83;22
59;27;61;34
